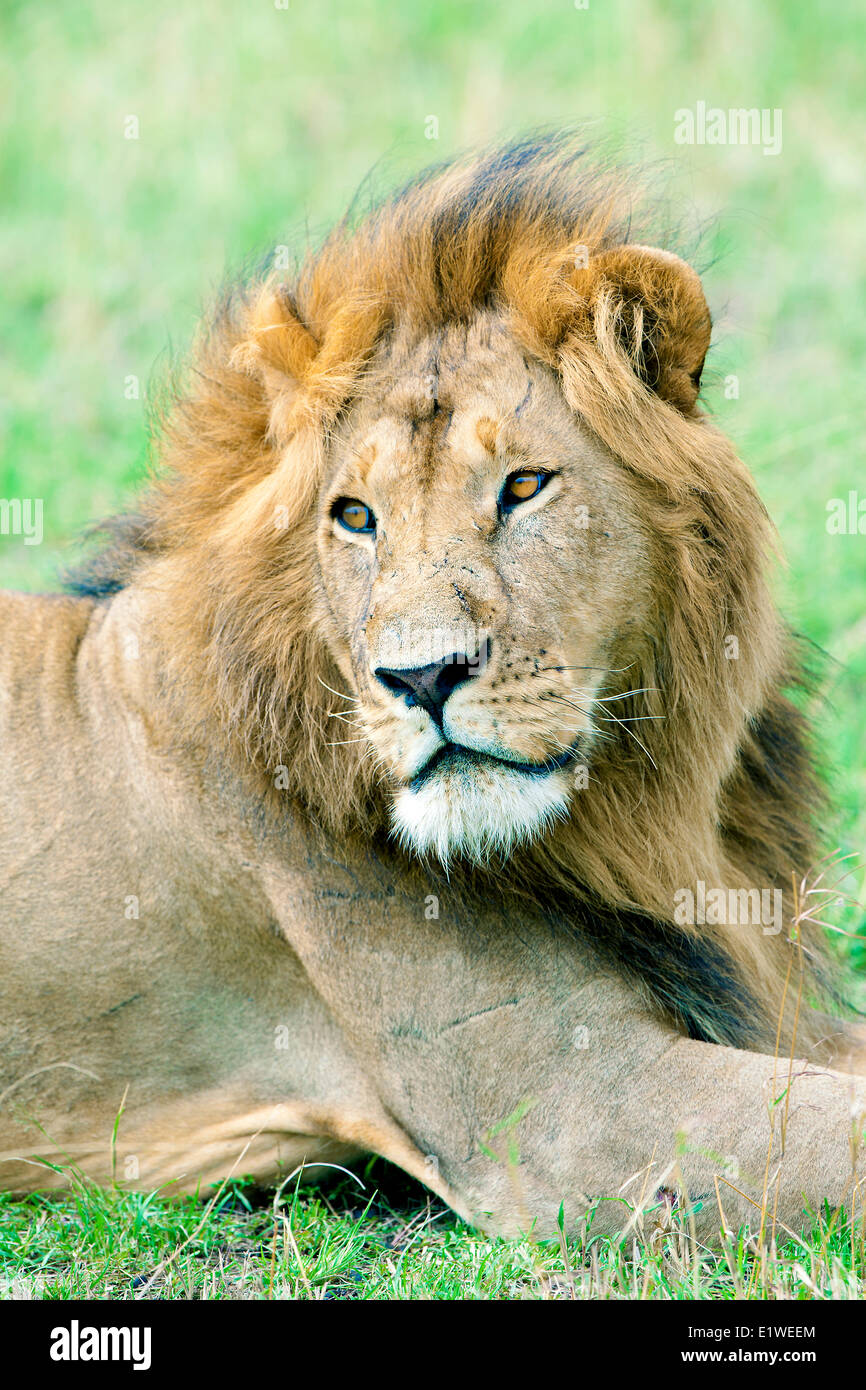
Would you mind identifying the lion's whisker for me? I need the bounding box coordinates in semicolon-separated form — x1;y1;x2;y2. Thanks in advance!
328;709;363;722
594;713;665;724
534;691;658;767
597;709;658;769
317;676;360;705
536;662;638;675
591;687;660;703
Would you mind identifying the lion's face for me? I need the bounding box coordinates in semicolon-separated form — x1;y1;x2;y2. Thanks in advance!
315;312;652;861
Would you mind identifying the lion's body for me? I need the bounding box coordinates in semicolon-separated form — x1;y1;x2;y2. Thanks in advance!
1;137;864;1236
0;586;388;1191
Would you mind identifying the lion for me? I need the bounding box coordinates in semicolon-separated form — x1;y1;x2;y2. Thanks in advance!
1;134;864;1238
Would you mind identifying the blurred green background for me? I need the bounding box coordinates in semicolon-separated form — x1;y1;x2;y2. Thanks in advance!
1;0;864;908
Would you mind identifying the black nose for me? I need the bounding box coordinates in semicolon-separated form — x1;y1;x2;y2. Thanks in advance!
374;644;489;723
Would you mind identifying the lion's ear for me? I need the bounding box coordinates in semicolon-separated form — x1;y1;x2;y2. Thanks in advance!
231;287;320;437
573;245;711;413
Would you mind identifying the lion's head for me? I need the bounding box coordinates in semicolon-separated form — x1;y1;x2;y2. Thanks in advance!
71;135;830;1045
207;138;735;877
314;310;657;862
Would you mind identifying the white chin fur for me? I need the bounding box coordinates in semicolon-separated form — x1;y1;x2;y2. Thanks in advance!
391;757;571;864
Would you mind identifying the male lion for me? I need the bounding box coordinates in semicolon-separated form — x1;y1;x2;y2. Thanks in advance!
1;136;864;1237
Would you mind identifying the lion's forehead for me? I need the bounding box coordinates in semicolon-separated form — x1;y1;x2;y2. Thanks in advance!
334;320;580;500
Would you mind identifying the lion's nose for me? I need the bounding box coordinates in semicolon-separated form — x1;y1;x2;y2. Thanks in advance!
374;644;489;724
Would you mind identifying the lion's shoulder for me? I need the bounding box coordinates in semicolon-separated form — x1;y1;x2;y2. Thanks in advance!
0;590;96;679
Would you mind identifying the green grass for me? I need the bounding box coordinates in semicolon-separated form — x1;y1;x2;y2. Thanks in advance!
2;1166;865;1301
1;0;865;1298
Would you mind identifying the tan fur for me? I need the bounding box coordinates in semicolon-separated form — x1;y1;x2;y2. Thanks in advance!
1;138;864;1237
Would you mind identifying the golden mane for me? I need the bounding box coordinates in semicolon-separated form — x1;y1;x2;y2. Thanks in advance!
69;134;832;1050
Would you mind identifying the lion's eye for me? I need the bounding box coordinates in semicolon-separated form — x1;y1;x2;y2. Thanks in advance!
333;498;376;534
500;470;553;513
